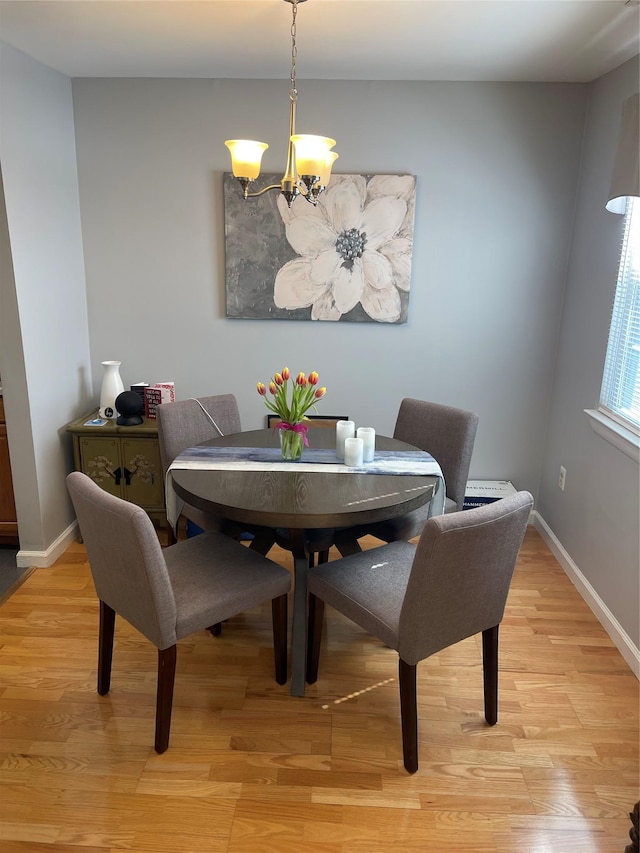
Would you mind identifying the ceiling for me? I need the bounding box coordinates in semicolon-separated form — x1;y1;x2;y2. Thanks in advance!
0;0;638;83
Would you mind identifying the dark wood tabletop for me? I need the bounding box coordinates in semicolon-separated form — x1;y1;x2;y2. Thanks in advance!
170;428;437;532
170;427;438;697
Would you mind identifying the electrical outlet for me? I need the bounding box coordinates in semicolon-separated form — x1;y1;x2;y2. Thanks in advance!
559;465;566;491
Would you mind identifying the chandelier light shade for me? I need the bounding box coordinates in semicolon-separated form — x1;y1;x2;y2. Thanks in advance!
225;140;269;181
224;0;338;208
318;152;339;186
290;134;336;182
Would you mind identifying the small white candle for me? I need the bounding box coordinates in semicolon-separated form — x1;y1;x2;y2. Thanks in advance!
344;436;364;467
357;427;375;462
336;420;355;459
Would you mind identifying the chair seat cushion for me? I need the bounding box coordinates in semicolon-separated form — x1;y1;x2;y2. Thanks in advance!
164;532;291;642
308;540;416;650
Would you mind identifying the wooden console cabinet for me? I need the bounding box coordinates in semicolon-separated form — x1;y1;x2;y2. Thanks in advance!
0;396;19;544
66;410;166;527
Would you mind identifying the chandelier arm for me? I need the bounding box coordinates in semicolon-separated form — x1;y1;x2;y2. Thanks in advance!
244;183;285;198
243;182;309;199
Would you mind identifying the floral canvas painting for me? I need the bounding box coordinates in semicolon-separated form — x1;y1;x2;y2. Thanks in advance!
224;173;416;323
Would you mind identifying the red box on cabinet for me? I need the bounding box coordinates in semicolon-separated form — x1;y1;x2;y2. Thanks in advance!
144;383;175;419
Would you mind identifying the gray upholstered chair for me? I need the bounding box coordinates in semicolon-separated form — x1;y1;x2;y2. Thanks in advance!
307;491;533;773
67;471;291;754
157;393;241;470
393;398;479;514
157;394;274;551
336;398;479;552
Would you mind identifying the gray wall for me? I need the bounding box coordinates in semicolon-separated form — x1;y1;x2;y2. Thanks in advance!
71;78;586;496
0;42;92;556
538;56;639;652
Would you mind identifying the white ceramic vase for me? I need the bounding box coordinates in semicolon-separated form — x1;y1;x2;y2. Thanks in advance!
99;360;124;419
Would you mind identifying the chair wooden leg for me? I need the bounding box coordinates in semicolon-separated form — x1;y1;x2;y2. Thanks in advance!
98;600;115;695
482;624;499;726
399;658;418;774
335;539;362;557
306;594;324;684
166;526;177;546
318;549;329;565
155;645;177;754
272;594;288;685
249;530;276;556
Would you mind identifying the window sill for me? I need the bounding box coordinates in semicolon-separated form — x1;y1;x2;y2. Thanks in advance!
584;409;639;463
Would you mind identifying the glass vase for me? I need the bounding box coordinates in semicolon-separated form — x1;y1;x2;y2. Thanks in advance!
279;427;304;461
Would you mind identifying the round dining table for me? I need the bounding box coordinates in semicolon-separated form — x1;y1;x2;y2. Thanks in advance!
169;428;440;696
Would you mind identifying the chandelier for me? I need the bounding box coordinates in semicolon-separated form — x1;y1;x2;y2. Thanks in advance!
225;0;338;208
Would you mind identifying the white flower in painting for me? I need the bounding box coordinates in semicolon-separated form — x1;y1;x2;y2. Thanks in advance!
274;174;415;322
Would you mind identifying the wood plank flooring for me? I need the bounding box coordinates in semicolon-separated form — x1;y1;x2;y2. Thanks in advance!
0;527;638;852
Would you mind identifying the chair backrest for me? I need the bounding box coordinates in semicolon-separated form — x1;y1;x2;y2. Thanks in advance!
266;414;349;431
398;491;533;665
156;394;242;474
393;398;479;510
66;471;178;649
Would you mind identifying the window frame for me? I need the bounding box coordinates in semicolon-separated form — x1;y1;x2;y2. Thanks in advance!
586;195;640;462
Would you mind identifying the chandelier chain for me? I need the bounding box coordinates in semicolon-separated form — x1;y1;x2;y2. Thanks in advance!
290;0;298;103
225;0;336;206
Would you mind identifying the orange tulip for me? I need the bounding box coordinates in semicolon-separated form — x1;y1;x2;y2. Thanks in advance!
258;367;327;426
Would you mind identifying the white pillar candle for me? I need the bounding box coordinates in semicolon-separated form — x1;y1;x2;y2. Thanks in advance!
336;420;355;459
344;436;364;467
357;427;376;462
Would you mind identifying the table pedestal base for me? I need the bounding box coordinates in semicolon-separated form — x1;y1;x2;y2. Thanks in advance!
288;529;311;697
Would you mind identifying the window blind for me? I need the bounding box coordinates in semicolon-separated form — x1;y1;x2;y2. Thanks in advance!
600;196;640;433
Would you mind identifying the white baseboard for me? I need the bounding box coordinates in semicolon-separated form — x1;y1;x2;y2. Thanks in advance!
16;521;79;569
532;510;639;679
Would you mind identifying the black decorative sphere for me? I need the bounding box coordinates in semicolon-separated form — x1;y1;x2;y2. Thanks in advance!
115;390;144;426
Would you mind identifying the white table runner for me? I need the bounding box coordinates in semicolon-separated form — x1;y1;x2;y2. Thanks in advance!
165;446;445;532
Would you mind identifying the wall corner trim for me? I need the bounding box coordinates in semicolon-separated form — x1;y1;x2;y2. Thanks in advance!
532;510;639;679
16;521;78;569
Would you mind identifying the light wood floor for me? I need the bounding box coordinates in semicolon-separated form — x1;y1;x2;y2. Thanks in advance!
0;527;638;852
